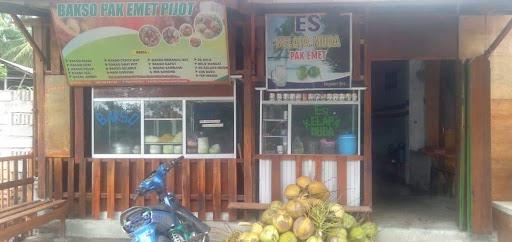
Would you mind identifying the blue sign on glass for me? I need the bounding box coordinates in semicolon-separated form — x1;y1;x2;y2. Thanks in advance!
95;111;140;127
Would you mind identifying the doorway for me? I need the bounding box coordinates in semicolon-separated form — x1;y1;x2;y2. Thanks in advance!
370;60;460;229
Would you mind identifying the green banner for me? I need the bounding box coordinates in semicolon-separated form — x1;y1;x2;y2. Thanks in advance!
51;0;229;86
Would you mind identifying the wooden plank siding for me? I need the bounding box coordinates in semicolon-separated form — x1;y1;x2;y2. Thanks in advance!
47;157;244;220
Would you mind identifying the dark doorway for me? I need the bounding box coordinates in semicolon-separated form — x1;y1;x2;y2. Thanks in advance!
371;60;459;229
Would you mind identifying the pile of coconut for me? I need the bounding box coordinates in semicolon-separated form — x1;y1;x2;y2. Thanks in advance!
227;176;377;242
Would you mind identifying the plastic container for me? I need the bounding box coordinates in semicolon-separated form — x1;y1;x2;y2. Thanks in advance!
320;139;336;154
337;134;357;155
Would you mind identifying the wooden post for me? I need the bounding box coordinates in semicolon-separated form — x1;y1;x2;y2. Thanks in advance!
228;159;238;221
425;61;441;149
212;159;222;220
362;18;373;208
106;160;115;219
135;159;145;206
32;18;47;199
91;159;101;219
271;158;281;201
74;87;86;217
120;160;130;211
337;157;347;205
468;56;492;233
242;13;256;204
181;159;191;208
197;159;206;220
67;157;74;215
54;158;62;200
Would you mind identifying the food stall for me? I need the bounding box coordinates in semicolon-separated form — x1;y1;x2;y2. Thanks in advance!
50;0;239;160
257;13;364;206
44;0;245;220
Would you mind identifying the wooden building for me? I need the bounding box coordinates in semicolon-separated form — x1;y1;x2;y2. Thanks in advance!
1;0;512;237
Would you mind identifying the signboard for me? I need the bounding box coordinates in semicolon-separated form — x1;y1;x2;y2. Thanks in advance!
51;0;229;86
266;13;351;90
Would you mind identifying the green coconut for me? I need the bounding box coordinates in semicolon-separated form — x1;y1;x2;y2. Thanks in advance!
239;232;260;242
361;222;378;239
284;199;306;218
349;226;365;242
297;66;308;80
328;203;345;218
278;231;297;242
296;176;312;189
327;236;348;242
284;184;301;200
251;222;264;235
327;227;347;238
341;213;357;229
307;181;330;201
272;213;293;233
292;216;315;240
269;200;283;210
261;209;277;225
259;225;279;242
327;228;348;242
305;235;323;242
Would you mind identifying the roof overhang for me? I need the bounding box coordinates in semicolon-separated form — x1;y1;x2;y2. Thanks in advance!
0;58;33;75
0;1;50;17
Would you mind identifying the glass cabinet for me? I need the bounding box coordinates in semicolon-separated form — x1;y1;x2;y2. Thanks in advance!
259;90;361;155
143;101;183;155
261;104;289;154
93;100;141;155
92;90;236;158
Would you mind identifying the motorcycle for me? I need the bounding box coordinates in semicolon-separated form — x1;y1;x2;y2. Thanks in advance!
120;156;210;242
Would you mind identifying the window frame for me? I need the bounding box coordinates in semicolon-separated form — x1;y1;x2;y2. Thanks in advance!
91;90;237;159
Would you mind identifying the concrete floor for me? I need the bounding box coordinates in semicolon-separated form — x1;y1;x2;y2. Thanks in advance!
373;176;458;230
21;176;496;242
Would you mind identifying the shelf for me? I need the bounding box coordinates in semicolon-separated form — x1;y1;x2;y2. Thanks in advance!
263;135;287;138
144;118;182;121
263;119;287;122
145;142;183;145
262;100;358;105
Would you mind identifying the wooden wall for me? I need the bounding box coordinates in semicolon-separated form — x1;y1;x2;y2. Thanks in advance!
367;14;458;60
460;16;512;202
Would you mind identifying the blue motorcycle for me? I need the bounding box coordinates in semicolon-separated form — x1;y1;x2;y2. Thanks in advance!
120;156;210;242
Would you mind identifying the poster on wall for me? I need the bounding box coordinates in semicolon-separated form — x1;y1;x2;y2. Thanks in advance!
266;13;351;90
51;0;229;86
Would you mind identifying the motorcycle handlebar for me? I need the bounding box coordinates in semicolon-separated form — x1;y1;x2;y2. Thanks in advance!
163;156;184;171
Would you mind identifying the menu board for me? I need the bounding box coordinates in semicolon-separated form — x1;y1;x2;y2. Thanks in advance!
51;0;229;86
266;13;351;90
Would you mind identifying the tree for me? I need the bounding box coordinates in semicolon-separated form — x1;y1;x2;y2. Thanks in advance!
0;14;33;67
0;63;6;79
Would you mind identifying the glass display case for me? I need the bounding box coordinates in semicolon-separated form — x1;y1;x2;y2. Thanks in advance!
143;101;183;155
261;104;288;154
93;100;142;155
186;101;235;155
259;90;361;155
92;89;236;158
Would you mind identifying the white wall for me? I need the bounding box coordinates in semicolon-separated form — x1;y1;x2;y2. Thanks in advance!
408;60;426;151
0;90;33;156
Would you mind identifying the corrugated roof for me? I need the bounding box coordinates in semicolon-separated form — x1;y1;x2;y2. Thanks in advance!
0;58;33;75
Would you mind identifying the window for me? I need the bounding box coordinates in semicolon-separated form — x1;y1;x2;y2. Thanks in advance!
93;100;141;155
92;97;235;158
143;101;183;155
186;101;235;155
291;105;357;154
